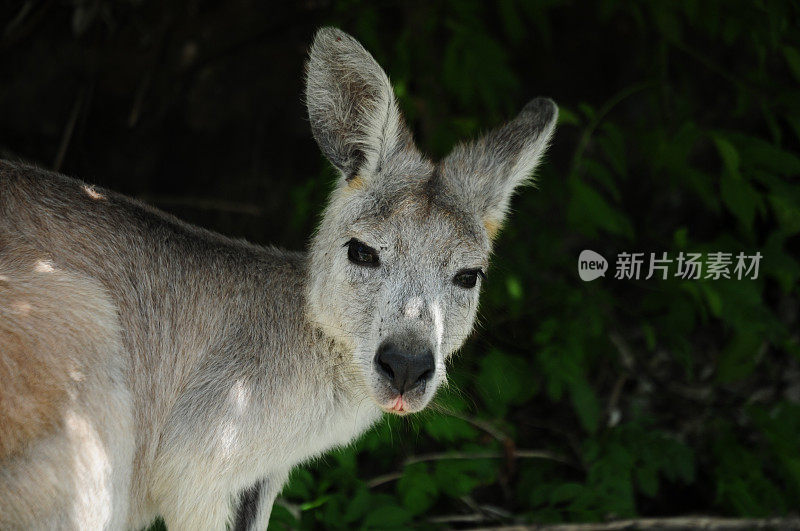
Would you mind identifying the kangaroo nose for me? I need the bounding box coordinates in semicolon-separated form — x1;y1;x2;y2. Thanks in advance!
374;341;434;394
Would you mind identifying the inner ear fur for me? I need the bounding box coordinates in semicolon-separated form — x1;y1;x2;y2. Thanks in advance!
439;97;558;239
305;27;421;185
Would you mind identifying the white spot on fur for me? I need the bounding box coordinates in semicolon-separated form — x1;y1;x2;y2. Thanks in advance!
65;410;112;528
431;301;444;350
34;260;54;273
229;380;250;414
219;422;238;460
12;301;31;315
83;185;105;200
403;297;423;319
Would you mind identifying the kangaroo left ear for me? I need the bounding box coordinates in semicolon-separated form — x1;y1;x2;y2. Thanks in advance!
305;27;423;187
439;98;558;240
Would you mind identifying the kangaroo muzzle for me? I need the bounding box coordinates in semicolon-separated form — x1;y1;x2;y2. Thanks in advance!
373;338;435;395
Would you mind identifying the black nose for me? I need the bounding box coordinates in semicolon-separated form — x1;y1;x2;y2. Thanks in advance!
374;341;435;394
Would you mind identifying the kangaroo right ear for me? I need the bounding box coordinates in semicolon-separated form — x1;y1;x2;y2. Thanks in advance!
439;98;558;240
306;27;416;185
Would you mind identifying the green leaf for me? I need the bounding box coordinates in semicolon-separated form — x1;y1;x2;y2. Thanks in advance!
282;469;315;500
558;106;581;126
477;349;536;417
397;463;438;515
719;167;758;233
497;0;524;43
763;232;800;293
651;5;682;42
434;460;482;498
570;377;601;434
741;138;800;177
783;46;800;84
636;465;659;497
568;177;635;239
711;135;761;232
300;494;330;511
674;227;689;248
598;122;628;178
712;136;740;174
549;482;584;505
578;102;596;120
342;487;371;523
361;503;412;529
269;503;299;528
423;414;477;443
506;275;524;301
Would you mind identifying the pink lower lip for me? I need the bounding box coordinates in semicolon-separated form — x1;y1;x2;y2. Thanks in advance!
388;396;406;412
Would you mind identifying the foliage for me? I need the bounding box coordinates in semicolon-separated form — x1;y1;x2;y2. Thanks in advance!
274;1;800;527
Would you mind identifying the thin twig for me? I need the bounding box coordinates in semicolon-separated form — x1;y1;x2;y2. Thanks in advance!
569;82;655;178
366;472;403;489
428;513;495;524
128;69;153;128
53;86;88;171
1;0;54;50
478;516;800;530
440;409;508;442
405;449;567;466
670;41;761;97
366;449;570;488
606;373;628;427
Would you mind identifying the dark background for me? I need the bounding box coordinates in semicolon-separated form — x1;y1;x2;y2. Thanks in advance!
2;0;799;528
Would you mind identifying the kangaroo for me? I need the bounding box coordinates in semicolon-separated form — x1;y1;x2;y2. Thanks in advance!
0;27;557;530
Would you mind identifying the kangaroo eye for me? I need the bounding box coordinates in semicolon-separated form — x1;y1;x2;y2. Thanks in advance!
453;268;484;289
346;238;380;267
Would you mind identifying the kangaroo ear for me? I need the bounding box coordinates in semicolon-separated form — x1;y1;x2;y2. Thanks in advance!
306;27;415;184
439;98;558;239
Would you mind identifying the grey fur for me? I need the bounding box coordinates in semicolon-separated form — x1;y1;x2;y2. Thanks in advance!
0;27;557;530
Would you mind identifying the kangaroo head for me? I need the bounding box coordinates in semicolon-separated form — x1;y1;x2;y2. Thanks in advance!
305;28;557;415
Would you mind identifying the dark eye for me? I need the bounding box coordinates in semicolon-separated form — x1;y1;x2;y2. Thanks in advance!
453;268;484;289
345;238;380;267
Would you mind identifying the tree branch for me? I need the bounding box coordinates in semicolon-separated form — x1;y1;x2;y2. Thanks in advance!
366;449;570;488
483;516;800;530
